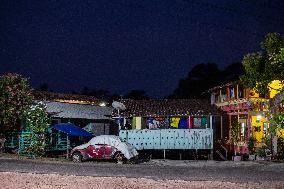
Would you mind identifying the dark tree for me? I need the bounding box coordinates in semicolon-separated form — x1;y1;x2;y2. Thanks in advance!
169;63;221;99
110;94;122;101
38;82;49;91
0;73;33;131
222;62;244;83
80;86;113;100
89;89;111;99
169;62;244;99
80;86;90;95
125;90;149;100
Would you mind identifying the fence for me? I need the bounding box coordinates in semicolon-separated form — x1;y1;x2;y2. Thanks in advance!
119;129;213;150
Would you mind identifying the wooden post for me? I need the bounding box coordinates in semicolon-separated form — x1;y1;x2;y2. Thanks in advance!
66;135;69;159
237;110;240;141
248;114;251;138
220;114;223;139
227;86;230;101
229;114;231;139
236;84;239;99
210;115;213;129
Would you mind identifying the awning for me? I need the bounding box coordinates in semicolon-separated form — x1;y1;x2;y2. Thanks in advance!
51;123;93;137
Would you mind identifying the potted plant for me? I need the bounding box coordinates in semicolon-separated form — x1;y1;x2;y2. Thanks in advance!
231;120;242;161
256;146;267;160
248;136;256;160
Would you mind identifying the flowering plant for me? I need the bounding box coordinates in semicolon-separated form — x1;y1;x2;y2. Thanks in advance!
23;102;50;157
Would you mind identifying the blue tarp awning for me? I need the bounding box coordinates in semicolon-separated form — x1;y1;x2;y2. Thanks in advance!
51;123;93;137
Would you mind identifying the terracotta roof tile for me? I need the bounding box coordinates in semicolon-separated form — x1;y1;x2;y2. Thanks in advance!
112;99;219;117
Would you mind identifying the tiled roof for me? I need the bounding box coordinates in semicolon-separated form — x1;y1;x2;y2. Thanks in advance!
31;90;100;104
112;99;219;117
45;101;113;120
207;80;240;92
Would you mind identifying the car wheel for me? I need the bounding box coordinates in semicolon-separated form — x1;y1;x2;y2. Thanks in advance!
72;152;82;163
114;152;125;164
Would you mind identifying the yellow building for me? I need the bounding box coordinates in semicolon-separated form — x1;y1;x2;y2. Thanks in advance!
210;80;283;154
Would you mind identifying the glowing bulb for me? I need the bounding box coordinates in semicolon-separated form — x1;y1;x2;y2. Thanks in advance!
99;102;106;107
256;115;262;121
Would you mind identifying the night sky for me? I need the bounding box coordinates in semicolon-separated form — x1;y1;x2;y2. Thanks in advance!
1;0;284;98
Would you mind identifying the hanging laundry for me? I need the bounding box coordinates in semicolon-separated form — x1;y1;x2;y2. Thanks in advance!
178;118;187;129
164;117;169;129
186;117;190;129
147;118;154;129
230;87;235;98
159;117;166;129
171;117;180;128
201;117;208;128
147;118;160;129
193;118;202;128
211;94;215;104
134;117;142;130
132;117;136;129
153;119;160;129
187;116;194;128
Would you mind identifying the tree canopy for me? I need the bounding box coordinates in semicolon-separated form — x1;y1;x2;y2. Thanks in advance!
169;62;244;99
240;32;284;96
0;73;33;131
125;90;149;100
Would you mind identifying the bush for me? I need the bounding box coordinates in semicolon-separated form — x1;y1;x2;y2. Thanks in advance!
256;146;267;158
248;136;255;154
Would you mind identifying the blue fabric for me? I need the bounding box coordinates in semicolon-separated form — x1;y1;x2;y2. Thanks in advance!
178;118;187;129
51;123;93;137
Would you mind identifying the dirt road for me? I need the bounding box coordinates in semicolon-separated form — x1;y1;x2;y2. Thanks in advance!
1;172;284;189
0;157;284;188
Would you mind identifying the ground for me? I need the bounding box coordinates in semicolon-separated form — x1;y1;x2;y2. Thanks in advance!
0;154;284;189
1;172;283;189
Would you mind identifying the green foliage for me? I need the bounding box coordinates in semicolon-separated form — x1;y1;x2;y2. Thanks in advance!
231;120;241;144
256;146;267;158
248;136;256;154
261;33;284;57
0;73;33;131
263;135;272;151
25;103;50;133
278;138;284;153
24;102;50;157
269;113;284;134
240;32;284;96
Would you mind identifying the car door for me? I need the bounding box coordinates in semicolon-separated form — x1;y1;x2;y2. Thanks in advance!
86;144;104;159
103;145;116;159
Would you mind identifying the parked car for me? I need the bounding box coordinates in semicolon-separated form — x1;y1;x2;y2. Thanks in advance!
70;135;138;163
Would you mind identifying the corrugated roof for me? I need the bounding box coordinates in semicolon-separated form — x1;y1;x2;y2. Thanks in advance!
45;101;113;120
32;90;100;104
